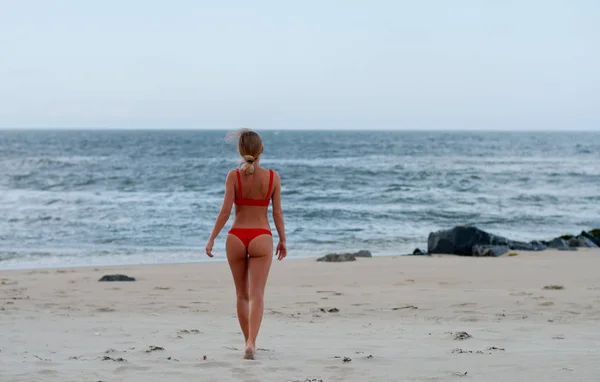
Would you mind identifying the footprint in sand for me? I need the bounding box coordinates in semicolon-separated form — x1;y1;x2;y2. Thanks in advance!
114;366;151;373
510;291;533;297
196;361;231;368
451;302;478;308
294;302;317;308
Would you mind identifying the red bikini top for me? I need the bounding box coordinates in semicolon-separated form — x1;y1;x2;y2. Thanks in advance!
234;169;273;207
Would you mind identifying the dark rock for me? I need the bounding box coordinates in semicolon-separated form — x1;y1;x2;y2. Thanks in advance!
528;240;547;251
428;226;497;255
411;248;427;256
507;240;544;251
98;274;135;282
427;226;518;256
316;254;356;262
546;238;577;251
354;250;372;258
566;235;597;248
580;231;600;247
472;245;509;257
575;235;598;248
317;250;370;262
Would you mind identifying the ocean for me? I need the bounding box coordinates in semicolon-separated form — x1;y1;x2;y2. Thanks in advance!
1;130;599;269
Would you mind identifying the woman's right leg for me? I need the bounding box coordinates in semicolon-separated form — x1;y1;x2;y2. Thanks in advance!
244;235;273;359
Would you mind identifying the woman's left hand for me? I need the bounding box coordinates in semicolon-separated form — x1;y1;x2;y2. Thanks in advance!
205;239;214;258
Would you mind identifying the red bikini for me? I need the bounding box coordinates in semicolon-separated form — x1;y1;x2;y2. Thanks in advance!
228;169;274;249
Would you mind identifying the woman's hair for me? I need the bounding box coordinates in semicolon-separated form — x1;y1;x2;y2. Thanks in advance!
227;129;263;175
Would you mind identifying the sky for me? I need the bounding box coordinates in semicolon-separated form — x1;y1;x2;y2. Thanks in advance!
0;0;598;130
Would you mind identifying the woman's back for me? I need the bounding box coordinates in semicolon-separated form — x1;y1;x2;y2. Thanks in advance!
232;167;274;228
235;167;273;202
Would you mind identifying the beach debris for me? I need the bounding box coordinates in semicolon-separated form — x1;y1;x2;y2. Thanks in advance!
98;274;136;282
343;357;352;363
104;348;117;354
553;336;565;340
33;354;51;361
487;346;506;351
97;307;116;312
452;348;484;354
102;356;126;362
543;285;564;290
366;354;374;359
145;346;165;353
453;332;472;341
203;355;207;360
392;305;418;310
320;307;339;313
508;252;518;256
177;329;201;335
167;356;179;362
452;372;468;377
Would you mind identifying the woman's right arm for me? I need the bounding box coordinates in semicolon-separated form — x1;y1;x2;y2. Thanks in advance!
271;171;287;260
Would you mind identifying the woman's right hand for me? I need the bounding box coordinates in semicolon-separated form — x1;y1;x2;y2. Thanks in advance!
276;241;287;261
205;239;215;258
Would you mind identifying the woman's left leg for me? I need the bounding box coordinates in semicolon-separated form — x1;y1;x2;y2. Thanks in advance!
226;234;250;343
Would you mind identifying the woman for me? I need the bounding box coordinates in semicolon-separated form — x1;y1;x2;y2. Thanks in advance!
205;129;287;360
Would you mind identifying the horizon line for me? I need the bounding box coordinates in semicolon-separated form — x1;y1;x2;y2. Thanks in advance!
0;127;598;133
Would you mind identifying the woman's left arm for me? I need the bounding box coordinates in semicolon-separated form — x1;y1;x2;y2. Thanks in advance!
205;171;235;257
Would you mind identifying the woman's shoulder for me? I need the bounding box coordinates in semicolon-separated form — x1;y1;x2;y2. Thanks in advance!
226;169;239;180
266;168;281;183
264;167;278;175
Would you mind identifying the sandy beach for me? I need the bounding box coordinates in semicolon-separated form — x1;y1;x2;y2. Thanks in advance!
2;249;600;382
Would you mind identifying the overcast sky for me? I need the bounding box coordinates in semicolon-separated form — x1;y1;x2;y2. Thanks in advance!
0;0;598;130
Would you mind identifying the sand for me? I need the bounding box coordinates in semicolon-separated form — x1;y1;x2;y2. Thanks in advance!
2;249;600;382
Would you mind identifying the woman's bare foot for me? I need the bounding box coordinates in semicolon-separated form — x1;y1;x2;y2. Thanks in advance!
243;343;255;360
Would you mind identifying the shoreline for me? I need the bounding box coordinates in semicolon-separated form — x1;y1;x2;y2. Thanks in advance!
0;245;595;272
0;249;408;272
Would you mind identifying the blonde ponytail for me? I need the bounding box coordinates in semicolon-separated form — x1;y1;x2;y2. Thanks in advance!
228;128;263;174
241;155;256;175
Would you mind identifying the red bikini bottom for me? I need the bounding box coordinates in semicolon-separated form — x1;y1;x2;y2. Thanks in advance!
228;228;272;248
